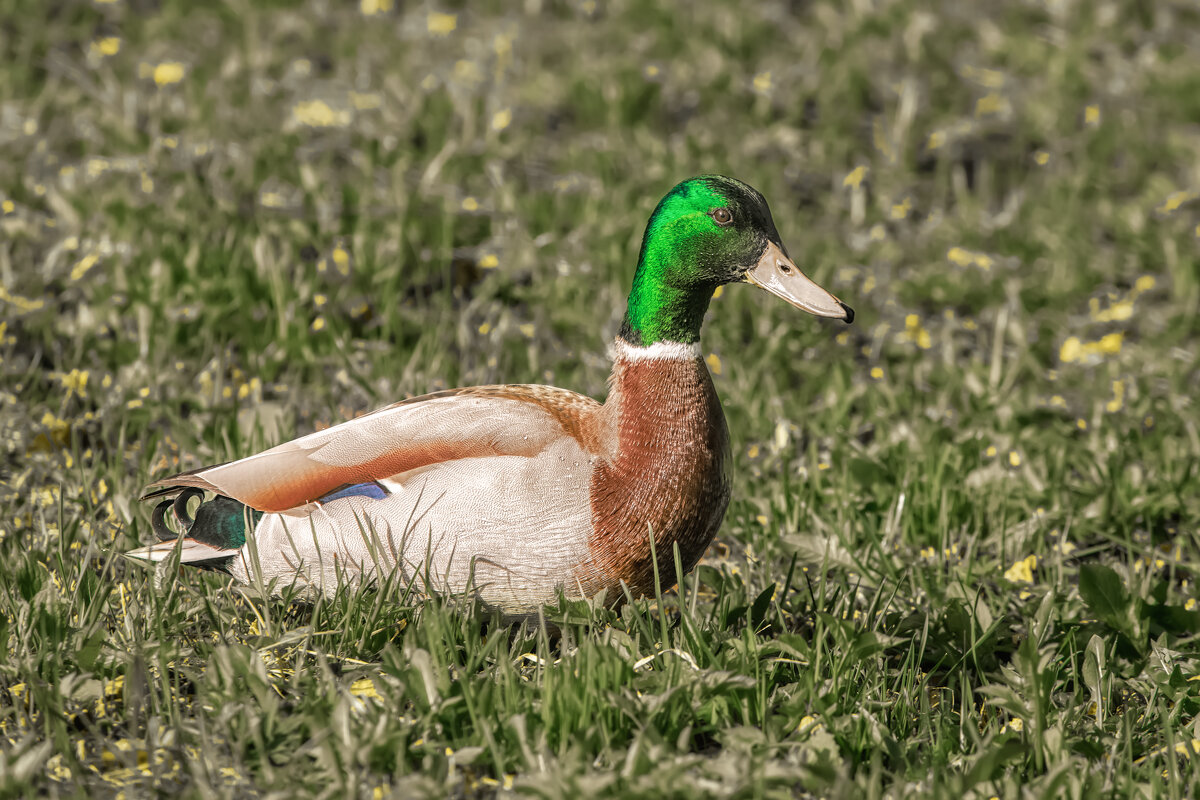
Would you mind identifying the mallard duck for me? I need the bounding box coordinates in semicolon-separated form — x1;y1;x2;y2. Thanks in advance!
129;175;852;615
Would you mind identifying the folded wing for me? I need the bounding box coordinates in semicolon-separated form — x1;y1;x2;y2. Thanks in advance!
142;386;599;512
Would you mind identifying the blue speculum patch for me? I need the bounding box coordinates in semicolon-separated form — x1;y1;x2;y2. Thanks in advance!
317;482;389;504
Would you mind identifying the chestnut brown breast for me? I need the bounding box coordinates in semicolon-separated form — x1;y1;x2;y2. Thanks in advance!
578;353;732;598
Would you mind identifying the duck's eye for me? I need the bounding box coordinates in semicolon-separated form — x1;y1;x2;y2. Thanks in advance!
711;207;733;226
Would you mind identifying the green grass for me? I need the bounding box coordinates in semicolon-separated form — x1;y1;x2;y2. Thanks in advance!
2;0;1200;796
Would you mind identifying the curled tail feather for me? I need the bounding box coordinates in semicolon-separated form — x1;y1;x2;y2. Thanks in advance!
126;490;259;568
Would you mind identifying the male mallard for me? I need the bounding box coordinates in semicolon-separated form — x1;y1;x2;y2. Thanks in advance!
129;175;852;615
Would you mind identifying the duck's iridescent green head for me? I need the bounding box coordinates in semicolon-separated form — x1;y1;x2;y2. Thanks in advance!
619;175;853;347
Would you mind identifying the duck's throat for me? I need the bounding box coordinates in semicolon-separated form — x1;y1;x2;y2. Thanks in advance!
605;338;726;478
619;273;714;347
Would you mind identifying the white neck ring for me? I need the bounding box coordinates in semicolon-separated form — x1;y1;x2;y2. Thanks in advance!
609;339;702;362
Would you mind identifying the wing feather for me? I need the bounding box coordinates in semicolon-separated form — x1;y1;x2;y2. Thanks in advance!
143;386;598;512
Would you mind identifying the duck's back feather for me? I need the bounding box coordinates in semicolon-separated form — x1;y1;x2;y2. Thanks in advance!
143;385;602;513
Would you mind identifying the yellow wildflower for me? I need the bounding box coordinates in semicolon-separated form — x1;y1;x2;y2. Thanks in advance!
292;100;351;128
1004;555;1037;584
54;369;90;398
427;11;457;35
91;37;121;57
360;0;393;14
331;246;351;274
1157;190;1196;215
0;286;45;312
843;166;867;189
151;62;185;86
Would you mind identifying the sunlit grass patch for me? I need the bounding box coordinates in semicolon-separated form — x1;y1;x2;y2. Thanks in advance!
1;0;1199;796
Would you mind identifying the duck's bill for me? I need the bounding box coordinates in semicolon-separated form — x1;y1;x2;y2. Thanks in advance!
744;241;854;323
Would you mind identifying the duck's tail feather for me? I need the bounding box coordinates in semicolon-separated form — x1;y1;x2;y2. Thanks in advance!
127;490;261;570
126;537;241;565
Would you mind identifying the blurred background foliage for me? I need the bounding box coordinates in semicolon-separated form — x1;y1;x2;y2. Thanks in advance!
1;0;1199;796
